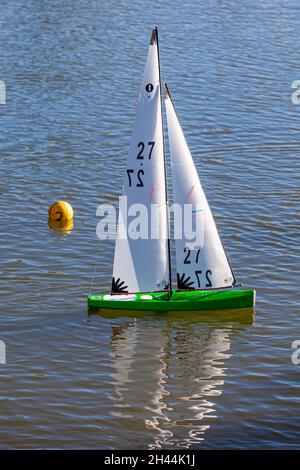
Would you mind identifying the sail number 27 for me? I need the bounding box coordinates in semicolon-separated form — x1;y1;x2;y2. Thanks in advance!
126;141;155;187
184;247;212;288
137;141;155;159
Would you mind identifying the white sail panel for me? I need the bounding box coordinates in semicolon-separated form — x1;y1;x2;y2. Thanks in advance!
112;30;169;293
164;84;235;290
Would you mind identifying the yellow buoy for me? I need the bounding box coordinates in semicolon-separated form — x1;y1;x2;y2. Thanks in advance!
48;201;73;222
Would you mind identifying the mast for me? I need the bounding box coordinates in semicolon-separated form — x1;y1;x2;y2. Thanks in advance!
154;26;172;298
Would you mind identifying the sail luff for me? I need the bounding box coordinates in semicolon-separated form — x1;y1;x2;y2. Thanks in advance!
164;83;236;290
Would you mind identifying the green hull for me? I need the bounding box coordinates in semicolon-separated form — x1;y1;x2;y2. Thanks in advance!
87;288;255;312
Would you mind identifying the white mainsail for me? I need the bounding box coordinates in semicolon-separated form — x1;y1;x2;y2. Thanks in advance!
112;29;169;293
164;84;236;290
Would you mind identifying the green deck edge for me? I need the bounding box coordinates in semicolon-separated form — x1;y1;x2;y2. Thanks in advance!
87;289;255;311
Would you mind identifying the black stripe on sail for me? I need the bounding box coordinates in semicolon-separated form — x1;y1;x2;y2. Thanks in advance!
164;82;181;119
111;277;128;294
164;82;177;111
150;27;157;45
177;273;195;290
164;82;170;99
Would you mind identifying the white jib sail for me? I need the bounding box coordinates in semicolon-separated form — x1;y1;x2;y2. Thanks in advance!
164;84;235;290
112;29;169;294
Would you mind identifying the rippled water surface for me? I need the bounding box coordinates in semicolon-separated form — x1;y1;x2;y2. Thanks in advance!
0;0;299;449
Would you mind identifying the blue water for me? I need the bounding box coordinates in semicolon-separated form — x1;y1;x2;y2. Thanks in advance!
0;0;299;449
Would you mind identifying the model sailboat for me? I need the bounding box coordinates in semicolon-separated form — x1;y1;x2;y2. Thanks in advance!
88;28;255;311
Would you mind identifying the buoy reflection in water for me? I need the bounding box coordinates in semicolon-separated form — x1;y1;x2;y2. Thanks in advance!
48;218;74;235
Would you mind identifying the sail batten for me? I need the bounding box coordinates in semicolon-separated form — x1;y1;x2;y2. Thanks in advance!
112;29;169;294
164;83;236;290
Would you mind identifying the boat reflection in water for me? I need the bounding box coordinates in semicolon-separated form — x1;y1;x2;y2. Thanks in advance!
92;308;253;449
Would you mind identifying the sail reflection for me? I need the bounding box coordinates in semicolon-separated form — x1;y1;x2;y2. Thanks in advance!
105;311;253;449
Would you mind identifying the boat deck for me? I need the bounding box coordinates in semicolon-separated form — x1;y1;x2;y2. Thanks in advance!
87;289;255;311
